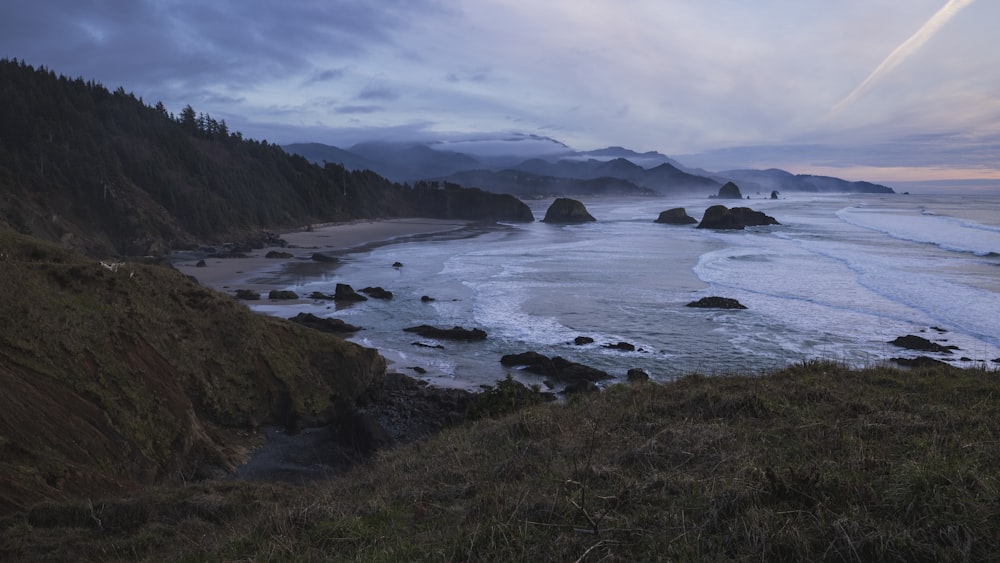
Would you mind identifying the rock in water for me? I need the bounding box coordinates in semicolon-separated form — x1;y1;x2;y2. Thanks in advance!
542;198;596;223
403;325;487;341
288;312;361;334
686;296;748;310
697;205;779;230
655;208;697;225
888;335;957;354
334;283;368;302
715;181;744;199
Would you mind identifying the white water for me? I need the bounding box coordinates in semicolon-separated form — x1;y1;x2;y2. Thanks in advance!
248;193;1000;388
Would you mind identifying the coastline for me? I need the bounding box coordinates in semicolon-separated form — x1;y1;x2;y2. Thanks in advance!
173;218;471;293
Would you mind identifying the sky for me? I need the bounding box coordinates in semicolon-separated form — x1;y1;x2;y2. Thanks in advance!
2;0;998;183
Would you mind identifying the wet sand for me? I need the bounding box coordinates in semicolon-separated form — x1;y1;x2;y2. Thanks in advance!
173;218;470;292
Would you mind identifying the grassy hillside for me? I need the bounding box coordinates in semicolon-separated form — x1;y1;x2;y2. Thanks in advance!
2;361;998;561
0;230;385;514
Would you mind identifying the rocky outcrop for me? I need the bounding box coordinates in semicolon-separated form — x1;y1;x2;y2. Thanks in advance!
686;296;748;310
268;290;299;300
770;190;780;200
409;184;535;222
627;368;650;382
889;335;958;354
604;341;636;352
234;289;261;300
289;312;361;334
360;286;393;300
265;251;293;259
715;181;744;200
403;325;488;341
311;252;339;263
655;208;697;225
574;336;595;345
334;283;368;302
500;352;611;383
542;198;597;223
697;205;779;230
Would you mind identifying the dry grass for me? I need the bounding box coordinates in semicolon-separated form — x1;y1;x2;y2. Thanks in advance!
3;361;999;561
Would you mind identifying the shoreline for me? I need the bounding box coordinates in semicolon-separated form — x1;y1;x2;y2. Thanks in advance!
173;218;472;293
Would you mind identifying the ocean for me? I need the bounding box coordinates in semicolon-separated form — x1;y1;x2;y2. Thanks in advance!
248;192;1000;389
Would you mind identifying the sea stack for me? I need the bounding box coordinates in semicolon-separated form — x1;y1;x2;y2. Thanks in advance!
697;205;780;230
715;181;744;200
655;208;697;225
542;198;596;223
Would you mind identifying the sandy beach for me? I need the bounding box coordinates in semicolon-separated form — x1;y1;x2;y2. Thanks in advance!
173;218;471;292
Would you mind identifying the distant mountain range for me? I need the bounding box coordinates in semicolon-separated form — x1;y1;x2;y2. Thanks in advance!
283;141;895;198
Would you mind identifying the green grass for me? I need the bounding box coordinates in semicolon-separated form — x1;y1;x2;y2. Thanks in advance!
0;230;385;513
3;361;999;561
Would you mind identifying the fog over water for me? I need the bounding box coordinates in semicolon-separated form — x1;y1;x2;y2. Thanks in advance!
250;193;1000;390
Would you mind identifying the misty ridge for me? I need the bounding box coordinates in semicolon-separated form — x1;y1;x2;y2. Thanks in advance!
283;140;894;199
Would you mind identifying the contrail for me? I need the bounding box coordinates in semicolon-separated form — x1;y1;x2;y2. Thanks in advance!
829;0;977;116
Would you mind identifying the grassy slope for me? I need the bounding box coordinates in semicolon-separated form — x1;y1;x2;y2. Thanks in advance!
0;230;385;514
2;361;998;561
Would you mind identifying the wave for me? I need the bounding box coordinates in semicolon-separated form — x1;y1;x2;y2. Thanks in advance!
836;206;1000;256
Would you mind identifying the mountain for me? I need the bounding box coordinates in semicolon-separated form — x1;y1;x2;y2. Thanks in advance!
281;142;376;171
282;140;892;198
719;169;895;195
436;169;654;198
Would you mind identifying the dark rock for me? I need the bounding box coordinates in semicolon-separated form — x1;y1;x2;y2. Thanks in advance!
364;372;475;444
409;183;535;222
730;207;780;227
311;252;339;263
604;341;636;352
542;198;596;223
268;290;299;300
500;351;612;383
715;181;744;199
410;366;427;374
334;283;368;302
335;411;392;455
420;295;435;302
891;356;951;368
360;286;393;300
686;296;747;309
574;336;595;346
195;259;207;267
392;262;404;268
234;289;260;300
403;325;487;341
309;291;335;300
888;335;957;354
500;351;551;367
627;368;650;382
770;190;780;200
697;205;779;230
265;251;293;259
655;208;697;225
412;342;445;350
289;312;361;334
563;380;599;394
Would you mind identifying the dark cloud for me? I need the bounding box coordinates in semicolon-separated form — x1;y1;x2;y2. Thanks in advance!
307;68;346;84
446;67;491;83
357;86;399;101
0;0;440;106
335;105;383;114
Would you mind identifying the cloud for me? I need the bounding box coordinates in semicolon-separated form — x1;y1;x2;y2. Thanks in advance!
335;105;384;114
829;0;979;116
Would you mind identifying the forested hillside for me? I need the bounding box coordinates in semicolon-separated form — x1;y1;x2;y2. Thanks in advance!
0;59;529;256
